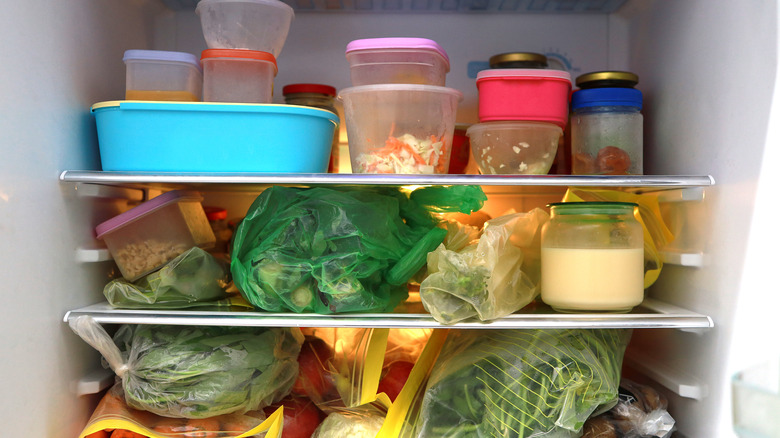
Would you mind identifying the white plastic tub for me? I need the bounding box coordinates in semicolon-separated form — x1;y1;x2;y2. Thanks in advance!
196;0;294;56
123;50;202;101
201;49;277;103
345;37;450;86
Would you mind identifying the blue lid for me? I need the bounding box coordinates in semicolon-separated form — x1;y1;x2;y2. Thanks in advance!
571;87;642;110
123;50;201;70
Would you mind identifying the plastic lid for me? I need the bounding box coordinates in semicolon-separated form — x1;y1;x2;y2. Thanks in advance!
204;206;228;221
338;83;463;101
123;50;201;70
201;49;278;73
196;0;295;15
571;87;643;110
282;84;337;97
476;68;571;82
489;52;548;68
576;71;639;88
95;190;203;239
547;201;639;215
345;37;450;66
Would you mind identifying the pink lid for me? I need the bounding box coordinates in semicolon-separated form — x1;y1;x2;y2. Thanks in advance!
95;190;203;239
346;37;450;67
476;68;572;82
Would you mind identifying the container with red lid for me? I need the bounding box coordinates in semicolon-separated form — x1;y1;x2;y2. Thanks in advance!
283;84;341;173
201;49;277;103
95;190;216;281
345;37;450;86
476;69;572;128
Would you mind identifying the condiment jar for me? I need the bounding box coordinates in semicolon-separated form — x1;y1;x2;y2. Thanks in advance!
570;87;643;175
204;206;232;255
541;202;644;313
283;84;341;173
489;52;548;69
576;71;639;89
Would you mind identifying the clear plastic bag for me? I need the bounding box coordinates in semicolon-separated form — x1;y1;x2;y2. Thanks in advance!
104;247;232;309
419;209;549;324
69;316;303;419
582;379;675;438
312;411;386;438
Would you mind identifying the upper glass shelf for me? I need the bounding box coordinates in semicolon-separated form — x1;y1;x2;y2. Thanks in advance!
60;170;714;191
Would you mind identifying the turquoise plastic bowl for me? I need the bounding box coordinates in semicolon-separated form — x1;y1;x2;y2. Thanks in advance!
92;101;339;172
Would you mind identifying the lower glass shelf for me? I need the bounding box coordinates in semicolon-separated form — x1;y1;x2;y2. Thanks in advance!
64;298;713;330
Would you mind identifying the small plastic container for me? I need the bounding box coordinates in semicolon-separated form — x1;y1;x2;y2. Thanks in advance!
489;52;548;69
541;202;644;313
570;87;643;175
467;121;561;175
201;49;277;103
196;0;294;56
476;69;572;128
283;84;340;173
95;191;216;281
123;50;202;101
339;84;462;174
345;38;450;86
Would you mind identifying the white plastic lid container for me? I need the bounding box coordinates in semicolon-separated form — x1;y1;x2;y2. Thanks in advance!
95;190;216;281
123;50;203;101
201;49;278;103
345;38;450;86
196;0;294;56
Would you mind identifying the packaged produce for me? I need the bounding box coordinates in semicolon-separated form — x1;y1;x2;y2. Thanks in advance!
103;247;232;309
264;396;325;438
312;411;386;438
420;209;549;324
69;316;303;418
582;379;675;438
414;329;631;438
230;185;485;314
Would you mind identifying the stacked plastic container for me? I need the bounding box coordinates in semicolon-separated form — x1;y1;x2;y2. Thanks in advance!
468;63;572;175
339;38;463;174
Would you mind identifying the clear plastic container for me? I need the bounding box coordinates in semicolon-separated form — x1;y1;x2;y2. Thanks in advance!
201;49;277;103
123;50;202;101
195;0;294;56
95;190;216;281
571;87;643;175
541;202;644;313
345;38;450;86
467;121;562;175
339;84;462;174
283;84;340;173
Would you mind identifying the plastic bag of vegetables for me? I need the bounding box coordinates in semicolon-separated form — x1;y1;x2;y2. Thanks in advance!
69;316;303;419
103;247;233;309
231;185;485;314
414;329;631;438
419;209;549;324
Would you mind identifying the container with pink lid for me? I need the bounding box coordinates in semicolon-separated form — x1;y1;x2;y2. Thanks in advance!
95;190;216;281
345;37;450;86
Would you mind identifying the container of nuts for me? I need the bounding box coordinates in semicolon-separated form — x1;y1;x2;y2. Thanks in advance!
95;190;216;281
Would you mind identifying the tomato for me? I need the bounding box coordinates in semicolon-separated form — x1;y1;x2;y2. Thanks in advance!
291;336;335;400
377;361;415;402
596;146;631;175
264;396;324;438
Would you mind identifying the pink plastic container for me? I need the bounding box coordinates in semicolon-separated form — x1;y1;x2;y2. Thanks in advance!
476;69;572;128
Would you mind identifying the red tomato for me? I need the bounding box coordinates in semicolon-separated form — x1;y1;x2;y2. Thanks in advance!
596;146;631;175
377;361;415;402
291;336;335;400
264;396;324;438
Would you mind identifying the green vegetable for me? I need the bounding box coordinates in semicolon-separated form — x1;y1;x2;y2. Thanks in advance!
313;412;385;438
114;325;303;418
416;329;630;438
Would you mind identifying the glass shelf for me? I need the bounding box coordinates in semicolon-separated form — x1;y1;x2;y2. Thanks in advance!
64;298;713;330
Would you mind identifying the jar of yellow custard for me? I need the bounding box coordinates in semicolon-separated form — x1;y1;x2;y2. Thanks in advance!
541;201;644;312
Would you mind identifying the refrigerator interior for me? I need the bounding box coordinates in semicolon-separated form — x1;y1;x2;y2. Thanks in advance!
0;0;778;436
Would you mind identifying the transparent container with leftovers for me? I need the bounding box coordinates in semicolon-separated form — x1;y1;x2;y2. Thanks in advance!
195;0;294;56
467;121;561;174
201;49;277;103
123;49;202;102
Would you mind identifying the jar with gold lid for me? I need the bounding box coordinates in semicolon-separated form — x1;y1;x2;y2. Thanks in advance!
489;52;548;69
576;71;639;89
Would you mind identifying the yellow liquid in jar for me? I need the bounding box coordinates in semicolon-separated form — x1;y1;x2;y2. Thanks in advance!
126;90;199;102
541;247;644;312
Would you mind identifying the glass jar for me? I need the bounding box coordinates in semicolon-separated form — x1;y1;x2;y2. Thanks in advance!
576;71;639;89
570;87;643;175
489;52;548;69
283;84;341;173
541;202;644;312
204;206;232;255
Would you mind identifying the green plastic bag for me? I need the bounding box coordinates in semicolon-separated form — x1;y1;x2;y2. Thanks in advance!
104;247;231;309
231;186;485;314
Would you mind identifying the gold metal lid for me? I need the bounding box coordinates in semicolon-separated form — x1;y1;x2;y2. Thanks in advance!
575;71;639;88
489;52;548;68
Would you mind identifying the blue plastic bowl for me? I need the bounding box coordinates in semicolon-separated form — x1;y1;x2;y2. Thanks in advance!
92;101;339;172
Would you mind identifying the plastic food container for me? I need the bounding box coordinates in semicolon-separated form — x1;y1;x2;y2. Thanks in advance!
570;87;643;175
123;50;202;101
345;38;450;86
467;121;561;175
196;0;294;56
96;190;216;281
92;101;339;172
201;49;277;103
541;202;644;313
339;84;462;174
476;69;572;128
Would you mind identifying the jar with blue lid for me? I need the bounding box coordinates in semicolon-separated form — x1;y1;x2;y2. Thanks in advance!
570;87;643;175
